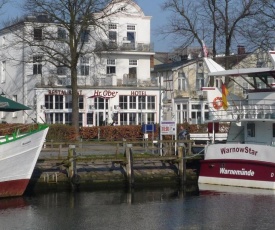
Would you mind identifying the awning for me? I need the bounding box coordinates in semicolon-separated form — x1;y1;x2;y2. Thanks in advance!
0;96;31;112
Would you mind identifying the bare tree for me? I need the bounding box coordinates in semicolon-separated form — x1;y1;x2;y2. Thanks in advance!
4;0;129;136
161;0;265;68
240;0;275;51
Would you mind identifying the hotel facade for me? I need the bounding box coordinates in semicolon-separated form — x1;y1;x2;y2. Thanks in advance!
0;0;160;126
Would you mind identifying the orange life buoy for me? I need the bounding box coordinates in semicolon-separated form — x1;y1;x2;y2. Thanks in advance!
213;97;223;110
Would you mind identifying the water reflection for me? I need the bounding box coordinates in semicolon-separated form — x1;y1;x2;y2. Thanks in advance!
0;197;28;210
1;185;275;230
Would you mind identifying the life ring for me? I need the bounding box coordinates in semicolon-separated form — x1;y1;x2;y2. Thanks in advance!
213;97;223;110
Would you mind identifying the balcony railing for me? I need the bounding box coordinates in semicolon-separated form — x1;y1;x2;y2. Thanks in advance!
95;41;154;52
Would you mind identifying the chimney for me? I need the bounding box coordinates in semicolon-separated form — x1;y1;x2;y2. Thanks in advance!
237;45;245;55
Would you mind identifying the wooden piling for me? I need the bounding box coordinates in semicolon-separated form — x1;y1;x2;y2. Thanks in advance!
125;144;134;188
178;146;186;185
68;145;75;178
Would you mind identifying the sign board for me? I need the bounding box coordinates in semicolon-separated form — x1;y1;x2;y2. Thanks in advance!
161;120;176;135
142;124;156;133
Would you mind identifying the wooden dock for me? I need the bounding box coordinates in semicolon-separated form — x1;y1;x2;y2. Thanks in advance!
29;140;202;192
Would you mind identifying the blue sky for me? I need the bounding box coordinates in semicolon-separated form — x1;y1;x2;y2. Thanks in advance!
136;0;173;52
2;0;173;52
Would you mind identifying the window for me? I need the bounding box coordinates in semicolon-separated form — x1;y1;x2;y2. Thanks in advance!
119;95;128;109
65;113;72;125
94;97;108;110
127;25;135;44
80;57;89;76
196;73;204;90
33;55;42;75
87;113;93;125
273;124;275;137
129;67;137;83
81;30;89;42
192;104;201;110
247;123;255;137
1;61;6;83
65;95;72;109
109;31;117;42
34;28;42;41
106;59;116;74
58;27;67;40
55;113;63;123
129;60;137;65
138;96;146;110
147;96;155;109
45;95;53;109
108;23;117;45
129;96;136;109
178;72;187;91
109;24;117;30
55;95;63;109
129;113;136;125
147;113;155;123
127;25;135;30
120;113;127;125
79;95;84;109
127;31;135;43
57;65;68;75
176;103;188;123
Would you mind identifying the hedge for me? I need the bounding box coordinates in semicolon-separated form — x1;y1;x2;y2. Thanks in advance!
0;123;229;142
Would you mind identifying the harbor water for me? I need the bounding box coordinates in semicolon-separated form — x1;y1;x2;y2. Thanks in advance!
1;185;275;230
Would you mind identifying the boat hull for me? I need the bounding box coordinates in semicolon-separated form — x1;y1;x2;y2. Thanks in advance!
0;126;48;198
199;159;275;189
0;179;29;197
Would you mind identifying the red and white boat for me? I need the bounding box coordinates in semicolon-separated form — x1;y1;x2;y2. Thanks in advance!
0;96;48;197
198;50;275;190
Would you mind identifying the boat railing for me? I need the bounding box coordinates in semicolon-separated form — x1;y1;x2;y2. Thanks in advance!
208;100;275;121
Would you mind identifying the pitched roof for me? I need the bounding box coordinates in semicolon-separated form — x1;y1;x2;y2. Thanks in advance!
152;59;196;72
215;53;250;69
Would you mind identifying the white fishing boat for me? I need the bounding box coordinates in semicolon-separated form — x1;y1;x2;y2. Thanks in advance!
198;50;275;190
0;96;48;197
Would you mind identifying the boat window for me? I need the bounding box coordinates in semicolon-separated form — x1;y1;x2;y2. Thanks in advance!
247;123;255;137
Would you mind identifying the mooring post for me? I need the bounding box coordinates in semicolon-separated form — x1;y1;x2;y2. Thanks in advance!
125;144;134;189
68;145;76;178
178;146;186;185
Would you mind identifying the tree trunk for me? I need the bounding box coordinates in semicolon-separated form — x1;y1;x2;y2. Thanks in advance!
71;66;79;137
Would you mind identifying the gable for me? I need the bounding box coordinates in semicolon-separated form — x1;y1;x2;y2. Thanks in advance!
104;0;145;17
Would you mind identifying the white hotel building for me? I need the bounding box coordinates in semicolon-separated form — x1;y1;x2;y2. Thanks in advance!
0;0;160;126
